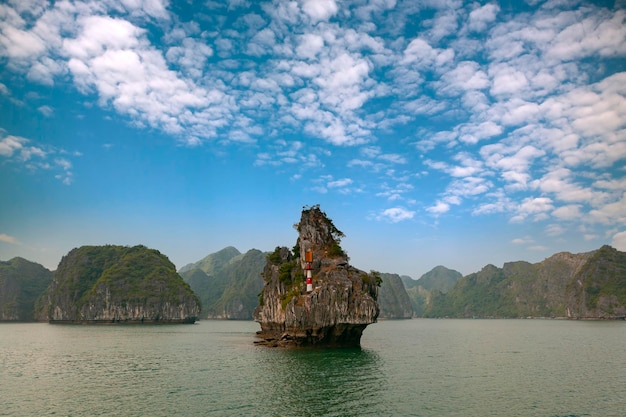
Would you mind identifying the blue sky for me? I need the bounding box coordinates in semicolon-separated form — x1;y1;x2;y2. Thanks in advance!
1;0;625;278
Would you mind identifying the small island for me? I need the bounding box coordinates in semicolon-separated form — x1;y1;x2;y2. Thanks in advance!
36;245;200;324
254;205;380;347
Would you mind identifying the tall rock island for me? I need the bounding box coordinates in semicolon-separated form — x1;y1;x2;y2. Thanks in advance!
254;205;380;347
36;245;200;323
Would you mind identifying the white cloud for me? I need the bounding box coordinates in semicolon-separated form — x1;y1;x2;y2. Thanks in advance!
545;10;626;61
328;178;353;188
427;201;450;215
552;204;582;220
446;176;491;197
0;131;78;184
468;3;500;32
296;33;324;59
401;38;453;68
458;121;502;144
0;233;20;245
300;0;338;23
0;24;46;59
1;0;625;243
120;0;170;20
489;63;529;96
439;60;489;95
512;236;533;244
589;193;626;225
38;105;53;117
532;168;602;204
165;37;213;76
612;231;626;251
379;207;415;222
0;135;27;157
63;16;143;60
511;197;554;222
545;223;565;237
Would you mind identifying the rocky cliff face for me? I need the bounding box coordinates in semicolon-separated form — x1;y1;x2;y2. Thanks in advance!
378;273;413;319
36;245;200;323
0;257;52;321
253;205;379;347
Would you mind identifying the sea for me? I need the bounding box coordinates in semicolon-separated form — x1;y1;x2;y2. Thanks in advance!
1;319;625;417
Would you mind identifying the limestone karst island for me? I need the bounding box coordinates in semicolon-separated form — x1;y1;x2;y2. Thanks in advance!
35;245;200;324
254;205;381;347
2;206;626;333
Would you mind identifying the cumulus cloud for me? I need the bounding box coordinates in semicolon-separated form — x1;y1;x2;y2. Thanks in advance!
468;3;499;32
0;233;20;245
511;197;554;223
612;231;626;251
1;0;625;246
300;0;338;23
0;135;27;157
379;207;415;222
427;201;450;215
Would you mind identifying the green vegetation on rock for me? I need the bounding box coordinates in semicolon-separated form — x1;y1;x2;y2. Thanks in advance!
36;245;199;323
401;266;462;317
0;258;52;321
422;246;626;319
180;248;266;319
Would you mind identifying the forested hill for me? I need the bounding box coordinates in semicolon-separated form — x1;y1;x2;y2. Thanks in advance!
179;248;266;319
402;266;462;317
0;257;52;321
423;245;626;319
35;245;200;323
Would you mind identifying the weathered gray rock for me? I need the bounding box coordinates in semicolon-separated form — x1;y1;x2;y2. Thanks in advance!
378;273;413;319
254;205;379;347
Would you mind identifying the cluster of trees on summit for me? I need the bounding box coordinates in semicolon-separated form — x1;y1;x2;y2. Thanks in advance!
2;244;626;322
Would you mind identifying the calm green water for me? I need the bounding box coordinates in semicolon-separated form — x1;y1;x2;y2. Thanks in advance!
1;319;625;416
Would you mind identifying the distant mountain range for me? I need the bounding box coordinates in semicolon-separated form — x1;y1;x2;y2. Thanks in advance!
2;245;625;321
180;244;626;320
424;245;626;319
402;266;463;317
0;257;52;321
179;247;266;319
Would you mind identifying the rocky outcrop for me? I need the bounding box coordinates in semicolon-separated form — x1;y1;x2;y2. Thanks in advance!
0;257;52;321
35;245;200;323
378;273;413;319
254;205;379;347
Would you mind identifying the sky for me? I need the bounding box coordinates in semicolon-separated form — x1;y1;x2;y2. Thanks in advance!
1;0;625;278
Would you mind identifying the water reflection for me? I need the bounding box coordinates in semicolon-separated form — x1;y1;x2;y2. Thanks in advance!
253;348;386;417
